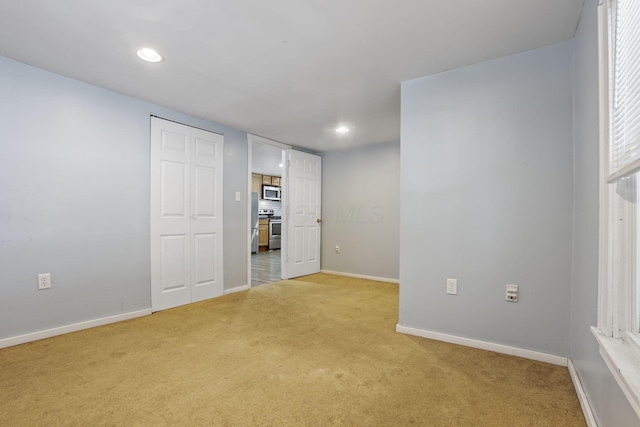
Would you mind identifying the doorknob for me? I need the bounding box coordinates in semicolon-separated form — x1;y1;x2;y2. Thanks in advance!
316;218;322;224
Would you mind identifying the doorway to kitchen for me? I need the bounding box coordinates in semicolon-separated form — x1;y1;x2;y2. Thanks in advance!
248;134;289;287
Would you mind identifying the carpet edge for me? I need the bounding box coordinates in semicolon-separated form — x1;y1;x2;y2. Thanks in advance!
395;323;568;366
0;309;152;349
320;270;399;284
568;358;598;427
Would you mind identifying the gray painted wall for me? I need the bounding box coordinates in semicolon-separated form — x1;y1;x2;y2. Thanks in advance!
399;41;574;356
3;6;638;421
321;141;400;280
0;56;248;340
570;1;639;425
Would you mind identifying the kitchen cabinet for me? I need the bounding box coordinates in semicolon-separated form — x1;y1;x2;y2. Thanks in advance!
262;175;281;186
258;219;269;248
253;174;281;200
251;174;262;194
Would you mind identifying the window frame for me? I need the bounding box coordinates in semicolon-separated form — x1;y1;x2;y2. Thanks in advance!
594;0;640;418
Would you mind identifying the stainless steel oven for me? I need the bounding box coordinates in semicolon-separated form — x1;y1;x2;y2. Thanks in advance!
268;218;281;250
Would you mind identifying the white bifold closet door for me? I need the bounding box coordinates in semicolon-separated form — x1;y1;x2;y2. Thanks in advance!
150;117;224;312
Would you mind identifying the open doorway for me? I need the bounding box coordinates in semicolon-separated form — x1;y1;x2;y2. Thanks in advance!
247;135;289;287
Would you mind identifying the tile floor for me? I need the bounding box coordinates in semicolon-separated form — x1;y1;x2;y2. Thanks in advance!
251;250;281;286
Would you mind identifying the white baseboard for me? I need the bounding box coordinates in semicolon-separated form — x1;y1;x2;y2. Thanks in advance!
568;359;598;427
396;324;568;366
0;309;152;349
224;284;251;295
320;269;399;284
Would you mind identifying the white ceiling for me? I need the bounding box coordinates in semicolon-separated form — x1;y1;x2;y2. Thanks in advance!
0;0;584;152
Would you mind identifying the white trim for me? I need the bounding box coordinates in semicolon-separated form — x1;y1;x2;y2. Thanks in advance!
0;309;151;349
592;326;640;419
247;133;291;150
395;324;568;366
281;148;291;280
247;137;253;287
597;0;613;335
607;158;640;183
223;284;251;295
320;269;399;284
568;359;599;427
149;114;224;136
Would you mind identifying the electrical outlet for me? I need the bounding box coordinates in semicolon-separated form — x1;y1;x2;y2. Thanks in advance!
235;191;241;201
446;278;457;295
335;245;340;254
37;273;51;290
506;284;518;302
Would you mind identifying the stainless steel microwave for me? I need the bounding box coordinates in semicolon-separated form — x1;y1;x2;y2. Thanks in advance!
263;185;281;201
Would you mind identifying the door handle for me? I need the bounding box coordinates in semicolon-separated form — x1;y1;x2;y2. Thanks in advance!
316;218;322;224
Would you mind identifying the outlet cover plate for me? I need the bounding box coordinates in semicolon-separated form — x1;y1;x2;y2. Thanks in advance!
37;273;51;290
446;278;458;295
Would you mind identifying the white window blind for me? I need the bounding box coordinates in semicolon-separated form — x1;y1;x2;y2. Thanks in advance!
608;0;640;182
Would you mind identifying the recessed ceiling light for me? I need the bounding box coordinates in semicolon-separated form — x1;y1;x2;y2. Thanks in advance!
136;48;163;63
336;126;349;134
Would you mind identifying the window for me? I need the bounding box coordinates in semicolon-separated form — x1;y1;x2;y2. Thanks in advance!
594;0;640;418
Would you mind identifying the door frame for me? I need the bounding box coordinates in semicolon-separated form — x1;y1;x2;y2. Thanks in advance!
247;134;291;286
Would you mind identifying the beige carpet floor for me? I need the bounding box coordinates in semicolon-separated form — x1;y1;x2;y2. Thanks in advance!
0;273;585;426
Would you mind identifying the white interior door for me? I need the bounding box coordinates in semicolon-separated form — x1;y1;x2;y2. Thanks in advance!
287;149;321;278
190;128;224;302
151;117;223;311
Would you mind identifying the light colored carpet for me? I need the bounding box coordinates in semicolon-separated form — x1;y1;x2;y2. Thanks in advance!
0;273;585;426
